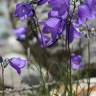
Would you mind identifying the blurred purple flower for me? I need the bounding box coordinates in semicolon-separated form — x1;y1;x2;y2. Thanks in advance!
42;18;65;39
78;4;91;25
85;0;96;15
38;17;65;47
48;0;69;17
77;0;96;25
13;27;28;40
9;58;27;74
15;2;34;20
71;54;83;70
38;17;81;47
48;0;69;9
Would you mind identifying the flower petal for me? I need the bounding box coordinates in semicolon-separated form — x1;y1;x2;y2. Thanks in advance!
9;58;27;74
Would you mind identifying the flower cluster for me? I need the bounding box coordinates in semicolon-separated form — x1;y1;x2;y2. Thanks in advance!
14;0;82;47
13;0;96;70
38;0;81;47
14;0;96;47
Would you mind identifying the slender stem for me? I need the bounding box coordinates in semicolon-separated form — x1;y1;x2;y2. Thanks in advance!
87;38;91;96
1;63;5;96
67;28;72;96
86;24;91;96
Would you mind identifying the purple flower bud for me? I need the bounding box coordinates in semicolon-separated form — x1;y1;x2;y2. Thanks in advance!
15;2;34;20
9;58;27;74
13;27;28;40
71;54;83;70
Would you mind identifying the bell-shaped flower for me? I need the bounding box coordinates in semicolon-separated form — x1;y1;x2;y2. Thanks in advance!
42;17;65;39
9;58;27;74
71;54;83;70
78;4;91;25
48;0;69;10
15;2;34;20
86;0;96;16
48;0;69;18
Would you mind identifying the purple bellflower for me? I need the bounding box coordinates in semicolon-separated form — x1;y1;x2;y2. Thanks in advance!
15;2;34;20
71;54;83;70
77;0;96;25
77;4;91;25
9;58;27;74
48;0;70;17
13;27;28;41
38;0;81;47
38;18;81;47
86;0;96;17
42;18;64;38
48;0;69;9
38;17;65;47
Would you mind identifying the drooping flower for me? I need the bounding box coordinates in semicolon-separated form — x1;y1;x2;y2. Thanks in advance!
9;58;27;74
42;17;65;39
48;0;69;17
85;0;96;17
13;27;28;40
15;2;34;20
77;4;91;25
38;17;65;47
71;54;83;70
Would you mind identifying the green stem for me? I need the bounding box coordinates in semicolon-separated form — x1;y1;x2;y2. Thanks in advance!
1;63;5;96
